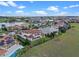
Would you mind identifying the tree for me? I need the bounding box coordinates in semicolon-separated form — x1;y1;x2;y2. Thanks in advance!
67;23;71;29
1;24;8;31
8;17;16;22
17;35;31;46
59;27;66;33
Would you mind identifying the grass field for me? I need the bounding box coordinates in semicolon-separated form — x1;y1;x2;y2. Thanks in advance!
17;23;79;57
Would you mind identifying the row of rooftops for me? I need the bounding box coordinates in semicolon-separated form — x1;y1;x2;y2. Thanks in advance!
0;34;16;56
0;20;67;56
21;29;42;34
18;25;59;41
17;20;66;41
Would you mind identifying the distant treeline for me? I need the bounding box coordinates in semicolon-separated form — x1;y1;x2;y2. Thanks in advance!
0;16;79;23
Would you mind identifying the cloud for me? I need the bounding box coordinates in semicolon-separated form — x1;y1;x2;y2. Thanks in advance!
15;10;30;16
69;4;79;8
56;12;76;16
16;10;24;13
6;11;11;13
64;4;79;9
18;6;26;9
33;10;47;15
7;1;17;7
0;1;26;10
0;12;29;16
64;7;68;9
0;1;17;7
15;10;27;16
47;6;59;12
57;12;68;16
0;1;9;6
29;1;34;3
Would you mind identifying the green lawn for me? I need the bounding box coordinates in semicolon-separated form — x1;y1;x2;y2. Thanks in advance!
17;23;79;57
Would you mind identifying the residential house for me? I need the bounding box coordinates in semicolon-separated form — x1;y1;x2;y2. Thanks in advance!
8;31;16;36
39;26;59;35
54;20;71;33
0;34;15;49
0;49;6;56
18;29;42;41
0;44;23;57
54;20;65;28
0;34;14;56
0;34;23;57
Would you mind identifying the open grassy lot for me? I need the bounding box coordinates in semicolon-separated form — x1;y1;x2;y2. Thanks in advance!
17;23;79;57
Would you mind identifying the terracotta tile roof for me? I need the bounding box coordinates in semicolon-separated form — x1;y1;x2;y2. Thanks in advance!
22;29;42;34
24;34;33;38
55;20;65;27
0;35;14;47
0;49;6;55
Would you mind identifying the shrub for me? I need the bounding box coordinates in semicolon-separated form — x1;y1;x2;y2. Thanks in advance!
31;36;50;47
16;35;31;46
59;27;66;33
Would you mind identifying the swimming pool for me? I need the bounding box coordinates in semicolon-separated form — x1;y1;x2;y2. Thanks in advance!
10;51;16;57
4;44;23;57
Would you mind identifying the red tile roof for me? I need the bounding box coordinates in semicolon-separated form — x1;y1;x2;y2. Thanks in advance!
0;49;6;55
22;29;42;34
55;20;65;27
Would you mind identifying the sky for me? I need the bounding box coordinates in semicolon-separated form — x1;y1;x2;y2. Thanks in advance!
0;1;79;16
